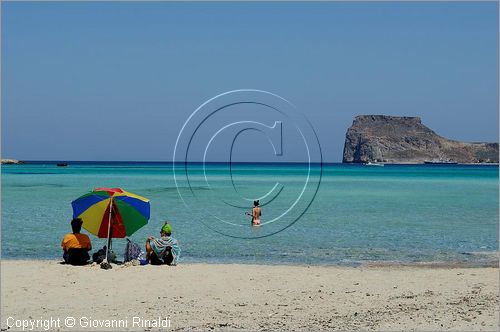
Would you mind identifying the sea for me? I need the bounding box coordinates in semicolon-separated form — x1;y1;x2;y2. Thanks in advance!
1;162;498;266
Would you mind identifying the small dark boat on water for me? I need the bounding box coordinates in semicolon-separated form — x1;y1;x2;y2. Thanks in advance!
56;163;68;167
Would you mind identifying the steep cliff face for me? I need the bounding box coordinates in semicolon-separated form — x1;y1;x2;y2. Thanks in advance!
342;115;499;164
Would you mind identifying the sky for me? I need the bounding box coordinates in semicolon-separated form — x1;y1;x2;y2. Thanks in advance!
2;1;498;162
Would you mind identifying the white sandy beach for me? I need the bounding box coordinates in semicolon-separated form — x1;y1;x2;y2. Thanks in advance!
0;261;498;331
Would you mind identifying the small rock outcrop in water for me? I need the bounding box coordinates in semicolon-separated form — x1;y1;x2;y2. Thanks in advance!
343;115;499;164
1;159;24;164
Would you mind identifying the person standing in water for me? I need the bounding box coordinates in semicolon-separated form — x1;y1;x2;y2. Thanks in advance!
251;200;261;226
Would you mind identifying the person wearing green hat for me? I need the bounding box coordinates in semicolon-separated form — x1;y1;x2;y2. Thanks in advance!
145;222;180;265
161;223;172;235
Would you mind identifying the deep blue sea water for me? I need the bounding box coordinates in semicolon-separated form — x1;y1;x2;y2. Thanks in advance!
1;162;498;266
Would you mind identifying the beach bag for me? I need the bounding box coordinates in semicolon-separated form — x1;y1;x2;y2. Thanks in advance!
92;246;116;264
124;238;143;262
92;248;106;264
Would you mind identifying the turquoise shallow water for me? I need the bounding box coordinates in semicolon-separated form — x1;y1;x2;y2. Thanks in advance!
1;162;498;266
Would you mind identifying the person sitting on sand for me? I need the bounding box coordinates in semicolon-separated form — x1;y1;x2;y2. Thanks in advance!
251;200;261;226
61;218;92;265
145;222;180;265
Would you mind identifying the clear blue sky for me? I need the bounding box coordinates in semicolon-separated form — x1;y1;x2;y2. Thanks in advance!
2;2;498;162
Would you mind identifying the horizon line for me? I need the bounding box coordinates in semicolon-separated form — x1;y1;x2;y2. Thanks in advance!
5;160;332;164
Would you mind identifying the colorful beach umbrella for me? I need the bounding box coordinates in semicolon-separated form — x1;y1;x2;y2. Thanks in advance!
71;187;150;262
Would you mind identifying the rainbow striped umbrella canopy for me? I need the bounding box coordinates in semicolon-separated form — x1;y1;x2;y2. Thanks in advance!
71;187;150;238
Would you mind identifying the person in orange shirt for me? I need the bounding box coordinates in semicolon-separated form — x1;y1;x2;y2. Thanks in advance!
61;218;92;265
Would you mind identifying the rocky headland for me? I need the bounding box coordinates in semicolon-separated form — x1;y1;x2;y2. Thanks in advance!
343;115;499;164
1;159;23;165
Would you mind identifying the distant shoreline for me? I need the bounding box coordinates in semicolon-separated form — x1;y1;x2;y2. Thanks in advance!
3;160;499;166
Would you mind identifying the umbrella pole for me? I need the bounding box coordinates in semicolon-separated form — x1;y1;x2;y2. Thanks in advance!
104;198;113;263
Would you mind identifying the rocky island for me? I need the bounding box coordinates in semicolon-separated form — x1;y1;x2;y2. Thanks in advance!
1;159;23;165
343;115;499;164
